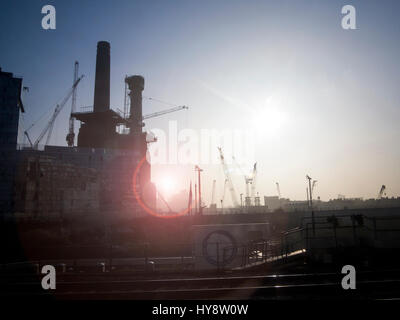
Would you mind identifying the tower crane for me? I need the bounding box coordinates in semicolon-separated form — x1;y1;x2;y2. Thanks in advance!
66;61;79;147
26;75;84;150
232;157;257;206
276;182;281;198
122;105;189;138
311;180;317;196
218;147;239;208
120;89;189;132
232;157;251;205
143;105;188;120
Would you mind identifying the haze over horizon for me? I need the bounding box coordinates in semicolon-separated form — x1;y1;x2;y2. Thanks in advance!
1;0;400;206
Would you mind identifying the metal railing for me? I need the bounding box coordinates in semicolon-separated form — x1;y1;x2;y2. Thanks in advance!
280;214;400;258
217;240;270;270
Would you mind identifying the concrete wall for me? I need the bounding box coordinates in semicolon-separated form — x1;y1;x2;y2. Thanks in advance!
13;145;155;218
14;155;99;218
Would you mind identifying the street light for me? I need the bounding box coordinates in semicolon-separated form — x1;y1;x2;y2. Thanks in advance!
306;175;315;236
195;165;203;215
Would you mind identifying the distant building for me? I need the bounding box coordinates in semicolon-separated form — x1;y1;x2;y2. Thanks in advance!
264;196;281;211
0;42;157;220
0;68;24;213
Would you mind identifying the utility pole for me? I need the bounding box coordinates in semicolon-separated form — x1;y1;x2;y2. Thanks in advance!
195;165;203;215
195;183;198;215
306;175;315;236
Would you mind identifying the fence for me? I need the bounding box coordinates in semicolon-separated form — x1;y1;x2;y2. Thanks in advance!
3;214;400;273
279;214;400;258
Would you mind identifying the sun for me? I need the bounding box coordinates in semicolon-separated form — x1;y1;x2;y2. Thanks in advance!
251;95;289;137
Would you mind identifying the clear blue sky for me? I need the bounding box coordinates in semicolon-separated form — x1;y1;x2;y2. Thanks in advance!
1;0;400;206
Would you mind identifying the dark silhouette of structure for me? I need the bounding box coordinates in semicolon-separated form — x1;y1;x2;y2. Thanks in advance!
0;68;24;213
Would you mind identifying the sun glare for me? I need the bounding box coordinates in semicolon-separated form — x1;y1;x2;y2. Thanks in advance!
252;95;289;136
159;177;176;195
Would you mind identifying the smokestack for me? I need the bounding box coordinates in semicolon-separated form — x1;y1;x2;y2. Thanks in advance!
93;41;110;113
125;75;144;133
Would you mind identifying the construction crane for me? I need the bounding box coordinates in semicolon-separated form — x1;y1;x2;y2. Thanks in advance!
220;178;228;210
24;130;34;148
276;182;281;198
120;105;189;135
142;105;188;120
26;75;84;150
378;185;386;199
218;147;239;208
232;156;253;205
311;180;317;196
66;61;79;147
123;75;129;119
119;92;188;130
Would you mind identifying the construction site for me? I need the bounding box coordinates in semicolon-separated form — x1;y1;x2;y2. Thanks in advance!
1;37;400;300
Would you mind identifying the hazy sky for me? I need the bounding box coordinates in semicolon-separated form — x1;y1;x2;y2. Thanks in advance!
1;0;400;207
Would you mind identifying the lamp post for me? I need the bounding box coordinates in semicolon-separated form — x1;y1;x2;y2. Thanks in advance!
195;165;203;215
306;175;315;236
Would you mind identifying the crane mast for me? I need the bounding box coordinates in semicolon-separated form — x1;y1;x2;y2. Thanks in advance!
250;162;257;200
66;61;79;147
218;147;239;208
232;156;252;204
221;178;228;209
123;75;129;118
276;182;281;198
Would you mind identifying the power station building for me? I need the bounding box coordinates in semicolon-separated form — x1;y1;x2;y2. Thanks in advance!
1;41;156;219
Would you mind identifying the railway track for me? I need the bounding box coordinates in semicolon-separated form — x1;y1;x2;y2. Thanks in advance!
2;269;400;299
